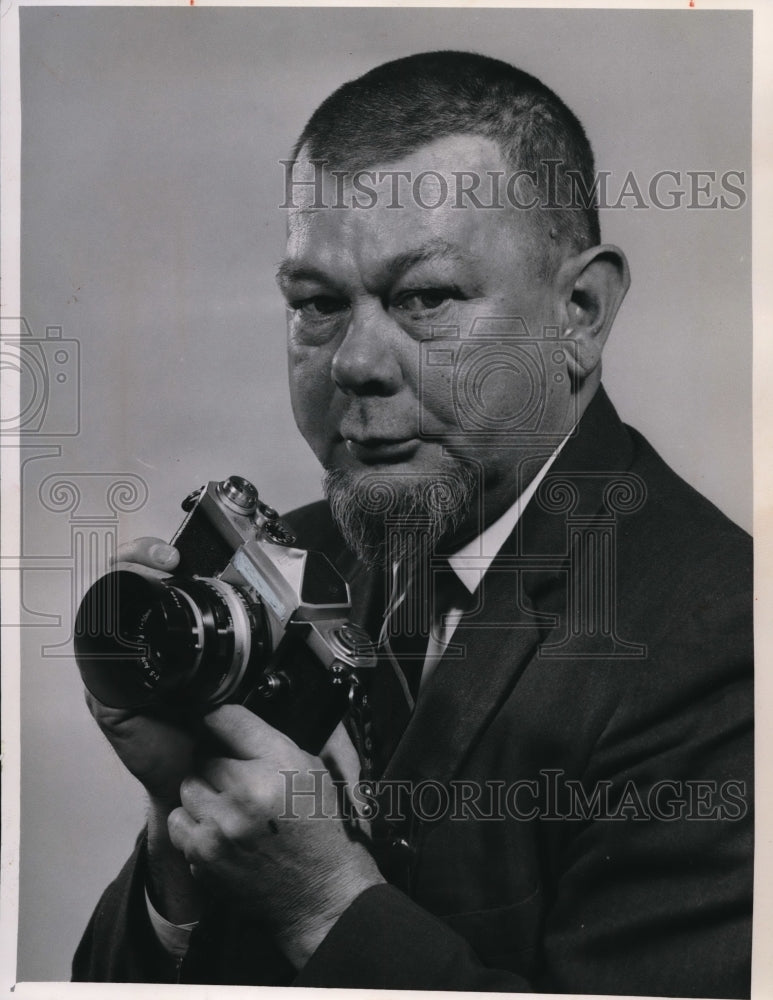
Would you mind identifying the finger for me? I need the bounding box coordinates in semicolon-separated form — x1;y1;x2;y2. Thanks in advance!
167;808;223;870
179;774;220;821
320;720;362;789
83;688;132;725
110;536;179;571
167;805;200;856
198;755;246;792
203;704;294;761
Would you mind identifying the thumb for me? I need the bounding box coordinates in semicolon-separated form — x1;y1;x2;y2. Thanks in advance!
202;704;289;760
111;536;180;571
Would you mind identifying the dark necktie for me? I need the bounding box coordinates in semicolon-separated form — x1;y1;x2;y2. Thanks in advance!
369;559;468;777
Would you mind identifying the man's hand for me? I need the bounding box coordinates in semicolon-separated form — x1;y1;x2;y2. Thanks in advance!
84;694;197;807
83;537;203;923
167;704;384;968
83;537;191;808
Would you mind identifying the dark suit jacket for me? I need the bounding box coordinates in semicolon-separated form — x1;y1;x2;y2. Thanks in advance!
73;386;753;996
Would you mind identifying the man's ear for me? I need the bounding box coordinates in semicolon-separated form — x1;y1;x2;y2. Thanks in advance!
555;244;630;382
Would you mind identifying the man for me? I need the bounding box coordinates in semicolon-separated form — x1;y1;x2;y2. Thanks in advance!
73;51;753;996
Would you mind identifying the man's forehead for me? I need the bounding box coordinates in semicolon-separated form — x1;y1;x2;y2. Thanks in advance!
281;191;514;286
280;132;549;284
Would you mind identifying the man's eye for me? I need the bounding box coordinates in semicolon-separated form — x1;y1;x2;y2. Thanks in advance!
293;296;348;318
395;289;459;313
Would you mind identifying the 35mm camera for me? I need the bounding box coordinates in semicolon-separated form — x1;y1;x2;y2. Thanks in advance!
74;475;376;753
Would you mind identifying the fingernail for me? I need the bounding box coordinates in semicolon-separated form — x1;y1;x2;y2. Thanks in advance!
149;543;175;565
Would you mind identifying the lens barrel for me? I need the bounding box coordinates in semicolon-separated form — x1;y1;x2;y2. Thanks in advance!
74;569;267;711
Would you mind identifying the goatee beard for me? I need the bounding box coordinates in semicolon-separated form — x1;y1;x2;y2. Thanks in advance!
323;463;479;567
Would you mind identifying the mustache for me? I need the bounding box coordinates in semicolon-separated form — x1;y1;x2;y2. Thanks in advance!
336;397;420;442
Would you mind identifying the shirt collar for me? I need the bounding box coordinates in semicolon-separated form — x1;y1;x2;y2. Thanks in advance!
448;432;572;594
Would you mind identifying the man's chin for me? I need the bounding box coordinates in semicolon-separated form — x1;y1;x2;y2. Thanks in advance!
322;462;479;567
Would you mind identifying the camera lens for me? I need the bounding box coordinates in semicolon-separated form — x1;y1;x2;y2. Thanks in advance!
74;569;268;711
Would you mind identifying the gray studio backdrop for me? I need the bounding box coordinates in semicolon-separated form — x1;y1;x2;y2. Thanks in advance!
17;7;751;981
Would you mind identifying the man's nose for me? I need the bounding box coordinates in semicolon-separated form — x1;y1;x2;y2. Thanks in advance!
331;303;403;396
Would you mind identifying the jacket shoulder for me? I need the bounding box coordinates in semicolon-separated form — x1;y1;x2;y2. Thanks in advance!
625;424;751;590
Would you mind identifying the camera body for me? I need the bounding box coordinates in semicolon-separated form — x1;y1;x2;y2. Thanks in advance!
74;475;377;754
418;317;577;443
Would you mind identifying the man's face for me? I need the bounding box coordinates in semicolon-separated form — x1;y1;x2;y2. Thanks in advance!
279;135;575;550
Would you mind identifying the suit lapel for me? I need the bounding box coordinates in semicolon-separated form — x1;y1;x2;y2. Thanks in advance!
383;385;636;785
383;566;545;785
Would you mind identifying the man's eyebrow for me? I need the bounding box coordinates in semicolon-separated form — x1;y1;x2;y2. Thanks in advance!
275;260;333;288
381;239;467;278
275;238;467;290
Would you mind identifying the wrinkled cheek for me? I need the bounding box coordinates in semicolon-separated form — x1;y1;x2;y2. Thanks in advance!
415;364;459;436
